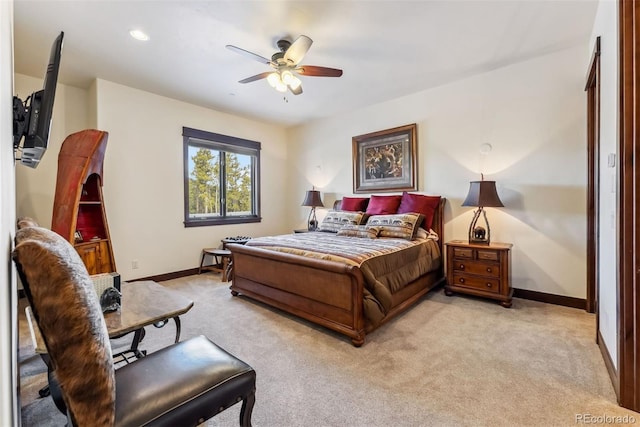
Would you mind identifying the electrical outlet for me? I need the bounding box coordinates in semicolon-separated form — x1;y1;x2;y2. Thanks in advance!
132;259;139;269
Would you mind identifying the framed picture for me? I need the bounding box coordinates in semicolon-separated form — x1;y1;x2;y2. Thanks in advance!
74;230;83;242
352;123;417;193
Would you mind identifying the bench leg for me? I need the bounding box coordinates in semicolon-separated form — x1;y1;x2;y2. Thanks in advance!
240;387;256;427
221;256;229;282
198;250;207;274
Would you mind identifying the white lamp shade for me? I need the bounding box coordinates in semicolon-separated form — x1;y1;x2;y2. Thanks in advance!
267;72;280;88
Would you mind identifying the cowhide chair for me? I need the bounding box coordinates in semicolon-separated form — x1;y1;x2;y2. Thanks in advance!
13;223;256;427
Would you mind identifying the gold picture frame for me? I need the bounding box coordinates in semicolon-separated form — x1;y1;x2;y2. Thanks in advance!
352;123;417;193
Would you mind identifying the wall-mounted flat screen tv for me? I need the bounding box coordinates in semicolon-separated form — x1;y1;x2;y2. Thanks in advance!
13;31;64;168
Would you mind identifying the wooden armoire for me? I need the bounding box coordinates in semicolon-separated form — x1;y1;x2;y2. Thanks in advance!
51;129;116;275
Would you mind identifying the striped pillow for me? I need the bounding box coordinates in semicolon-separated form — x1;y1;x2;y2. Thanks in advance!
336;225;380;239
317;210;365;233
365;213;423;240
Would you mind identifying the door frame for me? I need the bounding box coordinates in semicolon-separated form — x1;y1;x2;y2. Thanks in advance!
618;0;640;411
585;36;600;317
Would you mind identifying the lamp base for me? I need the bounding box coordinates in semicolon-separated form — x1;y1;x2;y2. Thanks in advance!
307;208;318;231
468;238;490;245
468;211;492;246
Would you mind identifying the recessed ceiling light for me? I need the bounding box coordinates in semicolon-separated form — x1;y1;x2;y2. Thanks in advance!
129;29;149;41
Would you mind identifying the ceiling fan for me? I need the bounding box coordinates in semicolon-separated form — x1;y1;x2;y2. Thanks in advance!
226;35;343;95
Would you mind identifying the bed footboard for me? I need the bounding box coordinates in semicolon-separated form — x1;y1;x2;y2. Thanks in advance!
228;243;367;346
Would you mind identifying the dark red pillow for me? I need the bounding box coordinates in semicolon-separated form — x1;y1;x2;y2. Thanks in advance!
366;195;402;215
397;192;441;230
340;197;369;212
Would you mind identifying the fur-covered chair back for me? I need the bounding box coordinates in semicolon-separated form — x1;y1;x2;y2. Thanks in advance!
13;223;115;426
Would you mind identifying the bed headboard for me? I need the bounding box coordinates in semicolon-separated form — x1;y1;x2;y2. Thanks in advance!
332;198;447;253
432;198;446;253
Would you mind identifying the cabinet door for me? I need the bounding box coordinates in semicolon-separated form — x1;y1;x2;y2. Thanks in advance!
75;242;100;275
97;240;113;273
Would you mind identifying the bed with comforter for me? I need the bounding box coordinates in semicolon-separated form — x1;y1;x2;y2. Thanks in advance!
229;196;445;346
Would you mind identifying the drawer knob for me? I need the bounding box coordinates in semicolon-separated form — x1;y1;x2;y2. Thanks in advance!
486;267;492;273
459;278;465;284
486;283;492;287
459;264;465;270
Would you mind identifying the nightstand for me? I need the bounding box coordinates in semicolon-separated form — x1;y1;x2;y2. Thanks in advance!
444;240;513;308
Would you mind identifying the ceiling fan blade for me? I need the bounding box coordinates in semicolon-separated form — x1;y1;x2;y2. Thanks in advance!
284;35;313;66
226;44;273;65
238;72;273;84
295;65;343;77
289;84;303;95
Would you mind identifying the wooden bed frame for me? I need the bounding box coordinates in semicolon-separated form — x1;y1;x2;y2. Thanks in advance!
229;198;446;346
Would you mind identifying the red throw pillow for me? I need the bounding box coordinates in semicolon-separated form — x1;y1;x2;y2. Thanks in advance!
340;197;369;212
397;192;441;229
366;195;402;215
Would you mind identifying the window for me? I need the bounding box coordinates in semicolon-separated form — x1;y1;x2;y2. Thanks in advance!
183;127;261;227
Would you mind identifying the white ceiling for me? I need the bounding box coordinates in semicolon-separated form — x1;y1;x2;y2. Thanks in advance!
13;0;598;127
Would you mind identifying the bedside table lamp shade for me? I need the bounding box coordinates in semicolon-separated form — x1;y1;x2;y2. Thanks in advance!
462;180;504;245
301;190;324;231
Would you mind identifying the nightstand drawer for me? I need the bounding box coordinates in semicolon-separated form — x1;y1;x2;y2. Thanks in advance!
452;260;500;277
452;273;500;294
477;250;499;261
453;247;474;259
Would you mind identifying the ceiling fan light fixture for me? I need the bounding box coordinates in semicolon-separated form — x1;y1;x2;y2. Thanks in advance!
267;72;288;92
281;70;294;85
275;80;288;92
267;72;280;88
288;75;302;90
281;70;301;90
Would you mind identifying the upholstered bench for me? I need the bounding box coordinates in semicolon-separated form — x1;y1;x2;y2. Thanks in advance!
115;335;255;426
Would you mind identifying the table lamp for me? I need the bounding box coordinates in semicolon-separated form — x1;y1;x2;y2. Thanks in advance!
301;189;324;231
461;177;504;245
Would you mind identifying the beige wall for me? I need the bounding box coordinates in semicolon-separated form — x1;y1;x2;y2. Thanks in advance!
289;44;589;299
14;76;290;280
93;79;289;280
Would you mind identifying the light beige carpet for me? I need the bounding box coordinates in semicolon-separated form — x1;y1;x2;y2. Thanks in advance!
19;274;637;426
